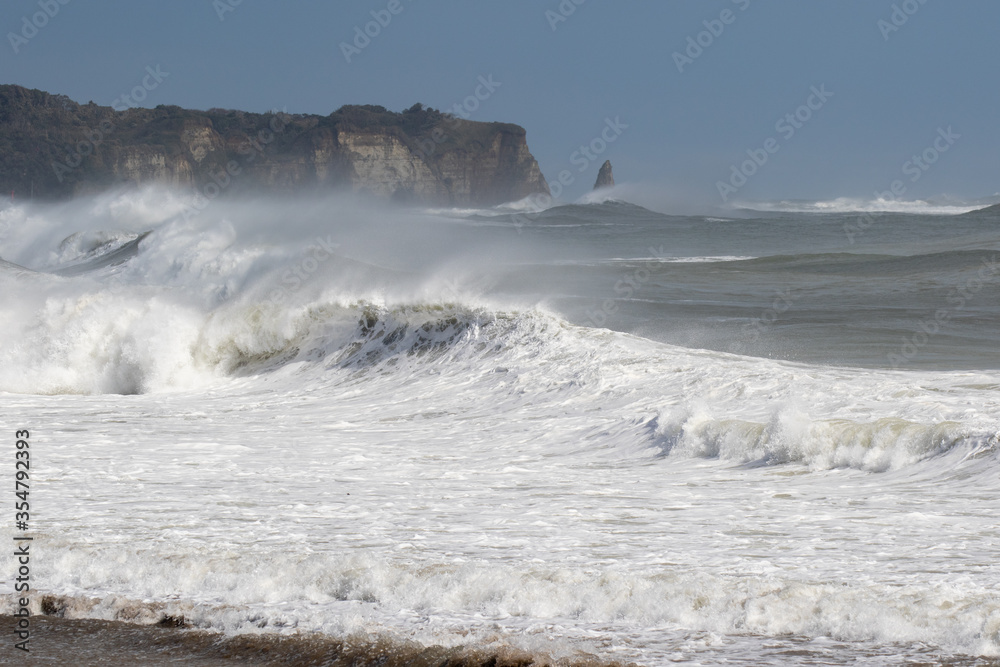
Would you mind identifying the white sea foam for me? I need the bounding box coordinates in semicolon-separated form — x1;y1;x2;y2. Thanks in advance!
608;256;755;264
424;193;559;219
2;188;999;664
737;197;983;215
575;188;625;206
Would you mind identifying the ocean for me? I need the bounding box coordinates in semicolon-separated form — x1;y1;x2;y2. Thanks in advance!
1;188;998;665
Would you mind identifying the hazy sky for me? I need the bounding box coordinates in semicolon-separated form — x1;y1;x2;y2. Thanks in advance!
2;0;998;208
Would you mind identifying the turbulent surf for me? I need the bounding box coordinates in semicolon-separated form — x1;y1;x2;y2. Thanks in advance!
1;188;998;665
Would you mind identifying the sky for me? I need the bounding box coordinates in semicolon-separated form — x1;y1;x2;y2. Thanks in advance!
1;0;998;210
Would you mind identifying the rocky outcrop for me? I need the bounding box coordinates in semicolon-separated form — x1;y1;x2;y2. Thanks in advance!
0;86;549;206
593;160;614;190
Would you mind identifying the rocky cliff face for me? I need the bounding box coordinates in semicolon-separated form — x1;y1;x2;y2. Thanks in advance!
0;86;549;206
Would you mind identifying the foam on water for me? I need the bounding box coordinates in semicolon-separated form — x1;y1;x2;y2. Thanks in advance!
2;188;999;664
3;286;997;467
737;197;984;215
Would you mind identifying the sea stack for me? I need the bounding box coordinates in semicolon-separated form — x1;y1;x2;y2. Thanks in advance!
593;160;615;190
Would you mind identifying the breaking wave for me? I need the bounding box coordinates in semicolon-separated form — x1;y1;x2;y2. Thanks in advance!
737;197;984;215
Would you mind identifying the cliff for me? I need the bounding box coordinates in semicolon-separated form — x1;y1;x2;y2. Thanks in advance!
0;85;549;206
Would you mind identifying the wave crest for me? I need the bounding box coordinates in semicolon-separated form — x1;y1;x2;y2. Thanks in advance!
650;409;997;471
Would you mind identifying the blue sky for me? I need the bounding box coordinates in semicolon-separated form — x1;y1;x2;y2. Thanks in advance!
2;0;998;208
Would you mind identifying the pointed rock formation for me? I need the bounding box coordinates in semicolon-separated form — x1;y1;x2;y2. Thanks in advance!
593;160;615;190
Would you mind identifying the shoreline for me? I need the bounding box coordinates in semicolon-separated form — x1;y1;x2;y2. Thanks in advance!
1;614;628;667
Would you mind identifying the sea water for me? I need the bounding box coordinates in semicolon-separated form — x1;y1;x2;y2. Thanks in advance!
0;188;998;664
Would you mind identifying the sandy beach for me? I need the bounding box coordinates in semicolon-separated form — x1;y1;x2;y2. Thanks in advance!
3;614;627;667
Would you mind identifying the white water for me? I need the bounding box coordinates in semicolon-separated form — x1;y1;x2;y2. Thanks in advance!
735;197;986;215
1;189;999;664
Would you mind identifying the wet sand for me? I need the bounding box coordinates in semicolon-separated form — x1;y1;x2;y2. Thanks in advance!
2;615;623;667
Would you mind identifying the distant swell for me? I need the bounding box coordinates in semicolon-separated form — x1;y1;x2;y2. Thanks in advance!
737;198;985;215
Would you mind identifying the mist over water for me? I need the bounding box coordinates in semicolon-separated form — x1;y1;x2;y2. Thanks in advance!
1;186;999;665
